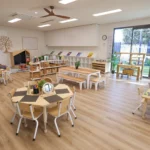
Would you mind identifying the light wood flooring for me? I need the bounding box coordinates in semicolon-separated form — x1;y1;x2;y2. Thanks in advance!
0;72;150;150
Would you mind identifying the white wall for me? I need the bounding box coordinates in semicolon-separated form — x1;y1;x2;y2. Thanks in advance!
99;17;150;59
45;24;101;59
1;17;150;67
0;26;47;66
45;24;99;47
45;17;150;60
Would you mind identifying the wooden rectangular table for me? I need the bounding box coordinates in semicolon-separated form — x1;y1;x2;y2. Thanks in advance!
117;64;141;81
59;66;101;89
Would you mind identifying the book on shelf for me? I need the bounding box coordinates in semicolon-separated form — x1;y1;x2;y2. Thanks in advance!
66;52;72;56
87;52;93;58
57;51;63;56
76;52;82;57
50;51;55;55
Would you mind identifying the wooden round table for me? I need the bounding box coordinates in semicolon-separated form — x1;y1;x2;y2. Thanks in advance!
12;84;73;133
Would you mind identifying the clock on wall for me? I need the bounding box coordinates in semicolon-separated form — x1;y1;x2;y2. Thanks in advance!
102;35;107;41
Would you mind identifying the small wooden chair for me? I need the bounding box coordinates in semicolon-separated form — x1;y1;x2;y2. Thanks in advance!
132;86;147;114
8;89;17;124
24;81;38;89
6;67;13;81
0;70;6;85
16;102;43;141
90;75;107;91
70;86;77;119
47;97;74;137
122;68;134;78
43;77;53;83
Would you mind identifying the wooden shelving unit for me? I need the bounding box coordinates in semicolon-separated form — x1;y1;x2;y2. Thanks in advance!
29;60;67;80
64;56;94;68
92;62;110;74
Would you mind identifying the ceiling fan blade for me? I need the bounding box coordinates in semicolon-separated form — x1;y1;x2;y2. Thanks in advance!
41;19;54;23
44;8;51;14
54;15;70;19
40;15;50;18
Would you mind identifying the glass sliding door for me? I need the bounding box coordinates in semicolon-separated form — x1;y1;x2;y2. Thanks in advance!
132;27;150;77
113;28;132;71
113;25;150;78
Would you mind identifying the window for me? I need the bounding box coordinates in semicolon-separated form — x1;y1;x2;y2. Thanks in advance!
113;25;150;78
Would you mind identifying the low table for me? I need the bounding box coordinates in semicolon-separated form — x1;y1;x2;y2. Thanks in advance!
12;84;73;133
117;64;141;81
59;66;101;89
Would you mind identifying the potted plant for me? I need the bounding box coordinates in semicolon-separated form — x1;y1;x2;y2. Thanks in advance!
109;53;120;74
75;61;80;69
38;80;46;91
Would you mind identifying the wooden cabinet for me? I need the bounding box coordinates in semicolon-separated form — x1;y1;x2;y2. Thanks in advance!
92;62;110;74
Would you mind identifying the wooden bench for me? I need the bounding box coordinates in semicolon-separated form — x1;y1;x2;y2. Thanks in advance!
56;73;86;90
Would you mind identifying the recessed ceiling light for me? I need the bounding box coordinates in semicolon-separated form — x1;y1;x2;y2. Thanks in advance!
59;0;77;4
35;12;38;14
59;18;78;23
93;9;122;17
38;24;51;28
8;18;21;23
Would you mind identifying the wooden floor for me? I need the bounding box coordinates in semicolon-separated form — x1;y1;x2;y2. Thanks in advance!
0;72;150;150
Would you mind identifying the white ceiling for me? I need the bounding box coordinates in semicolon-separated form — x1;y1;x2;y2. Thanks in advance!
1;0;150;31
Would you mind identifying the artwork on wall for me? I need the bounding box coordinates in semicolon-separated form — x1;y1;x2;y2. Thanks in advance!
0;36;13;53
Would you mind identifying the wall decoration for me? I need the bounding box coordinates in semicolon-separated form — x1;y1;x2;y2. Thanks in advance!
0;36;13;53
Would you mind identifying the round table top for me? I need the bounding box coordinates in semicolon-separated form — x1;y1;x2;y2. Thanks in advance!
12;84;73;107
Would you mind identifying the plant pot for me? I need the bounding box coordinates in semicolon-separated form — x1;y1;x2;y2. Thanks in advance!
112;70;115;74
75;66;79;69
33;88;39;94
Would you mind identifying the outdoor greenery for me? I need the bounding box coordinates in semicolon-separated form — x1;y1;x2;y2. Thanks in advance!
123;28;150;44
145;58;150;77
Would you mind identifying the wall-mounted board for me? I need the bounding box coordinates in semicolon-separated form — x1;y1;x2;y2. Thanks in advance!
22;37;38;50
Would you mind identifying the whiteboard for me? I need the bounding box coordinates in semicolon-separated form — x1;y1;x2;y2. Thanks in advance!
22;37;38;50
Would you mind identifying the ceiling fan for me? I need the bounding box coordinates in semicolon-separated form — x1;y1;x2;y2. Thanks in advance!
40;19;54;24
41;6;70;19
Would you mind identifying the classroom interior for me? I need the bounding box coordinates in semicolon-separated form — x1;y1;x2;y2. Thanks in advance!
0;0;150;150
